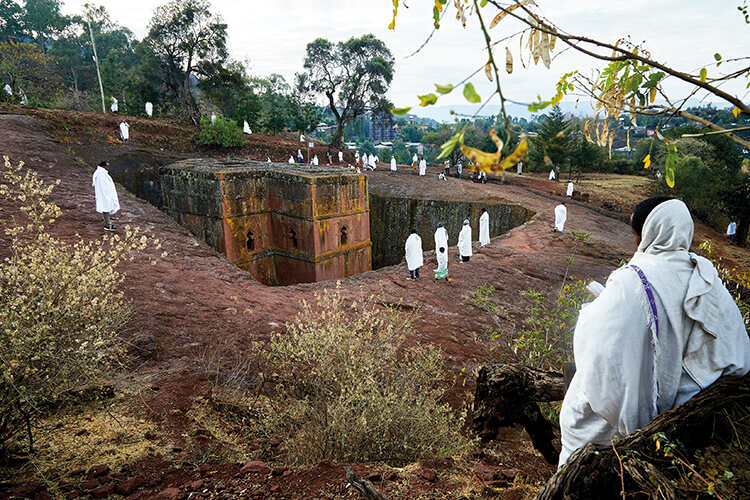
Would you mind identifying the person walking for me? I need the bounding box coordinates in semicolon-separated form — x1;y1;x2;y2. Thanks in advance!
405;229;424;280
92;161;120;231
458;219;472;263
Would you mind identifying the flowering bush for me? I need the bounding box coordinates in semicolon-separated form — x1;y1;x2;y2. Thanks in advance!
0;156;160;457
259;288;474;464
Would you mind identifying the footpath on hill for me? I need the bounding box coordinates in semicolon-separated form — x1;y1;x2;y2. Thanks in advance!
0;108;742;499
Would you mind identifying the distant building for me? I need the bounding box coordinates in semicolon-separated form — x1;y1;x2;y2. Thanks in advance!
363;108;396;142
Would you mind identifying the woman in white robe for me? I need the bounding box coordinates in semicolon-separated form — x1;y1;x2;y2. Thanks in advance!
567;181;574;197
434;246;449;280
243;121;252;134
110;97;118;113
119;122;129;142
558;197;750;468
404;229;424;280
145;102;153;117
434;222;448;252
418;158;427;176
368;153;377;170
312;155;319;166
479;209;490;246
338;151;344;164
457;219;472;262
554;203;567;232
288;155;295;164
412;153;418;168
390;156;397;171
92;161;120;231
549;169;556;180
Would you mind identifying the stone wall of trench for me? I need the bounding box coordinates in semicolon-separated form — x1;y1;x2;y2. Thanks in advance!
369;193;534;269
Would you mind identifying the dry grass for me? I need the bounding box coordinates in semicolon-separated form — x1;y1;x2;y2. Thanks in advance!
1;395;173;487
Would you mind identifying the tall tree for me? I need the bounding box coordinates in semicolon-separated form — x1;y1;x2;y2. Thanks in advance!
23;0;67;48
0;0;25;42
298;34;394;147
529;106;572;176
146;0;227;121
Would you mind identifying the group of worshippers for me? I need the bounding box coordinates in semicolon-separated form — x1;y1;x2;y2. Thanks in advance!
114;101;157;143
3;84;28;105
557;196;750;468
404;209;491;281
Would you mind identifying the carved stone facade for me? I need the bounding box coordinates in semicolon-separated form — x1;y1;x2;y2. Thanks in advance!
161;159;371;285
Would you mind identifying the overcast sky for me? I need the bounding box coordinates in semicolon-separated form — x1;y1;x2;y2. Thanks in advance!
60;0;748;115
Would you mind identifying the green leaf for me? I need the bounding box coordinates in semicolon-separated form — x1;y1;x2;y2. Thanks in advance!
435;83;454;95
390;107;412;116
480;0;489;5
699;68;707;82
433;5;440;28
714;53;722;61
418;93;438;107
463;83;481;103
665;150;678;188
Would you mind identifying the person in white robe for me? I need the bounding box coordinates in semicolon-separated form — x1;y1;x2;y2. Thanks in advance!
438;172;447;181
210;113;216;123
355;151;360;164
297;149;304;163
338;151;344;164
418;157;427;176
727;221;737;243
145;102;153;117
356;167;361;173
434;245;449;280
92;161;120;231
19;90;27;106
312;155;319;166
456;161;463;179
243;121;252;134
300;134;305;142
110;97;118;113
458;219;472;263
368;153;377;170
119;121;129;143
554;202;567;232
3;84;11;96
404;229;424;280
549;169;556;180
558;197;750;468
567;181;574;197
444;159;451;177
288;155;295;164
390;156;397;171
267;157;272;163
516;161;523;175
412;153;418;169
478;171;487;184
479;208;490;246
434;222;448;253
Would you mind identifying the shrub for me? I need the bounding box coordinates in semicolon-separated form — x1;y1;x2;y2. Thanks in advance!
0;157;161;458
198;115;245;148
260;288;474;465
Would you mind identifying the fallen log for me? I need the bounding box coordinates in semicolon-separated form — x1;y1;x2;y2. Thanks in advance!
472;363;565;465
539;373;750;499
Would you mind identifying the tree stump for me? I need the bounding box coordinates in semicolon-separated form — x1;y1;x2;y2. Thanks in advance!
538;373;750;499
473;364;566;464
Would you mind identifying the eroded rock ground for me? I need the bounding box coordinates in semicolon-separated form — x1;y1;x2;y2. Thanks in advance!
0;109;740;499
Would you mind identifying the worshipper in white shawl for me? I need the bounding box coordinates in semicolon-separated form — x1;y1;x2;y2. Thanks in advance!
390;156;397;171
567;181;574;197
338;151;344;164
458;219;472;263
479;208;490;246
312;155;319;166
297;149;304;163
444;158;451;177
355;151;360;164
361;154;368;169
558;196;750;468
404;229;424;280
554;202;567;232
119;121;129;143
267;157;272;163
300;134;305;142
3;84;11;97
727;221;737;243
412;153;418;168
243;121;252;134
92;161;120;231
368;153;377;170
418;157;427;176
145;102;153;117
288;155;295;164
434;222;448;253
456;160;463;179
478;171;487;184
549;169;556;180
438;172;447;181
434;245;449;281
210;113;216;123
19;90;27;106
517;161;523;175
110;97;118;113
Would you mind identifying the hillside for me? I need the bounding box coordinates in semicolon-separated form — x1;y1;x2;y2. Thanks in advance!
1;106;747;499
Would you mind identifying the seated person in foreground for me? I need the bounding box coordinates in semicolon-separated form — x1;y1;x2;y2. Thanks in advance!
558;197;750;467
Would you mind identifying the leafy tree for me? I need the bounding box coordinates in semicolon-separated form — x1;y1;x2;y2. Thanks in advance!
0;41;61;101
0;0;25;42
298;34;394;147
400;124;424;142
146;0;227;121
198;115;244;147
22;0;67;48
528;106;571;176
